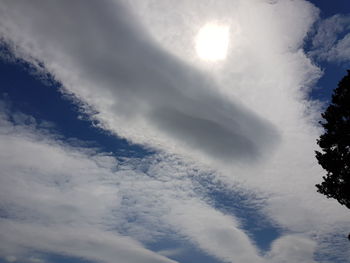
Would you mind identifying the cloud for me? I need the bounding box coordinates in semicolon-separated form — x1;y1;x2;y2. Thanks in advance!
0;0;279;165
2;103;343;263
0;220;179;263
266;235;317;263
157;248;185;258
0;105;268;263
310;14;350;63
1;0;350;262
163;200;263;263
0;107;180;263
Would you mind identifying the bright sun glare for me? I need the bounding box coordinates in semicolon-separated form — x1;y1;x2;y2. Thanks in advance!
195;22;230;62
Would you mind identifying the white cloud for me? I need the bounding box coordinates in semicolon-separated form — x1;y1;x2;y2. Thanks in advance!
0;0;350;262
163;200;263;263
0;220;179;263
310;14;350;62
2;104;345;263
0;109;179;263
0;106;267;263
325;33;350;62
266;234;317;263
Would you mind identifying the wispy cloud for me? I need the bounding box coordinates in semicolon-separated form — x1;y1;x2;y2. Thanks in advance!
0;105;269;263
310;14;350;63
0;106;180;263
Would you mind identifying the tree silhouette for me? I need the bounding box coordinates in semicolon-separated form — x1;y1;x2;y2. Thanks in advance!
315;70;350;209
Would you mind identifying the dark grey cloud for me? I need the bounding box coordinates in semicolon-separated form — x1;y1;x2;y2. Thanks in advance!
0;0;279;162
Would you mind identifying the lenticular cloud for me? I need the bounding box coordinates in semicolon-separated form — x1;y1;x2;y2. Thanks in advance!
0;0;278;165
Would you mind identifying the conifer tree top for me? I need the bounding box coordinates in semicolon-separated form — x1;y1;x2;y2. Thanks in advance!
316;70;350;209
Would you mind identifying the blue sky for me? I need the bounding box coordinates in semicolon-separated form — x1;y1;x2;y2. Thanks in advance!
0;1;350;263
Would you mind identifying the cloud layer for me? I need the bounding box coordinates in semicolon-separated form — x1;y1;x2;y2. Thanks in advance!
1;0;350;262
0;0;279;165
0;102;327;263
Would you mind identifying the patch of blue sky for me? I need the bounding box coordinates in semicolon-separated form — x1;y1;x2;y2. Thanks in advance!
309;63;350;102
309;0;350;17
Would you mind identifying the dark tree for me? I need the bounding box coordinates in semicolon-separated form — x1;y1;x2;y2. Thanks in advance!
315;70;350;209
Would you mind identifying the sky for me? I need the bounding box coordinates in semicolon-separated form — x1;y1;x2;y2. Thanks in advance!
0;0;349;263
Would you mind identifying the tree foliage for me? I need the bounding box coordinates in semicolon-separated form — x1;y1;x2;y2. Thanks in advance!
315;70;350;209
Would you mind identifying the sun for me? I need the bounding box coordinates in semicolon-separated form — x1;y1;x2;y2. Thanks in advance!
195;22;230;62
